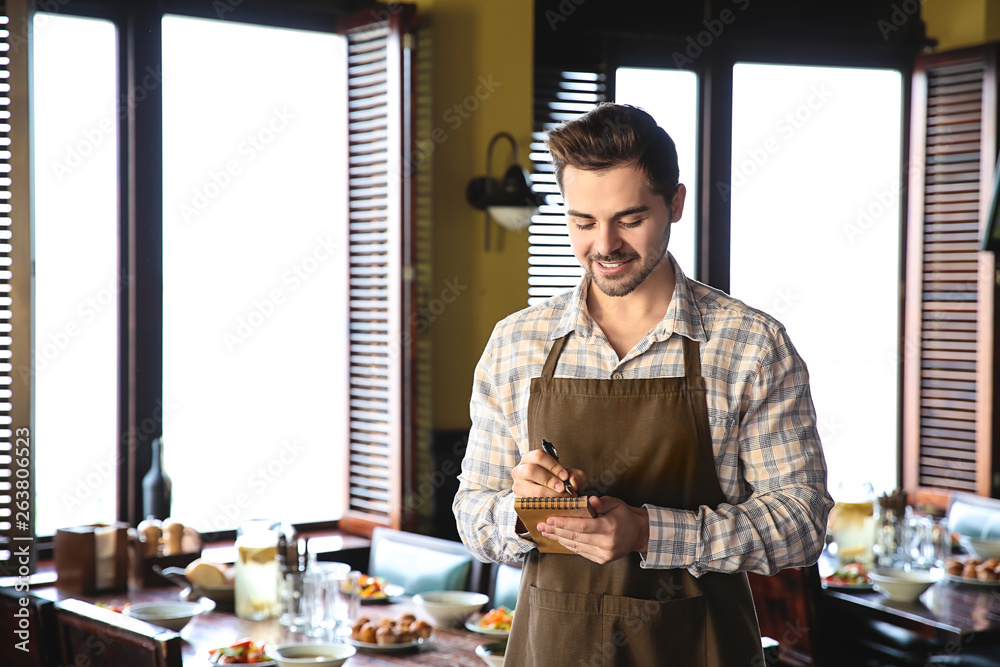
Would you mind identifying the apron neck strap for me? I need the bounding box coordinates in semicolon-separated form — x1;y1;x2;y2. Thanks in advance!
542;335;570;378
682;336;702;378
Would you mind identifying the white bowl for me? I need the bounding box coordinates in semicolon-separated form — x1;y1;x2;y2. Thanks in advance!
959;535;1000;560
869;569;941;603
124;600;207;632
270;643;356;667
412;590;489;627
475;641;507;667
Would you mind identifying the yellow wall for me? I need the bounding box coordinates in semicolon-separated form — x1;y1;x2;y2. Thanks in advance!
923;0;998;50
408;0;535;428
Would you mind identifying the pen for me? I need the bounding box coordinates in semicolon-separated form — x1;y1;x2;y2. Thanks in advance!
541;439;573;495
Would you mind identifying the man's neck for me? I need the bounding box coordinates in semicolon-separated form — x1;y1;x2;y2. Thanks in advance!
585;260;677;356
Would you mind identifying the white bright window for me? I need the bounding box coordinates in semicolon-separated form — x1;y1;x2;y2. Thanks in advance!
615;68;698;276
729;63;903;495
161;16;348;533
32;14;119;536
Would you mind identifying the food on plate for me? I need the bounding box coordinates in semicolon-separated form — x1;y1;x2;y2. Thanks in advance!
186;558;235;589
476;606;514;631
207;638;270;664
947;556;1000;581
351;613;432;644
353;573;392;600
95;602;124;614
947;556;1000;580
821;562;870;586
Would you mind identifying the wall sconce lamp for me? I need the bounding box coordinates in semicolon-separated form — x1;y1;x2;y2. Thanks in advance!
466;131;546;251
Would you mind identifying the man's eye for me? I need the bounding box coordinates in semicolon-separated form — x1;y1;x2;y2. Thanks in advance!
621;219;644;228
574;222;595;230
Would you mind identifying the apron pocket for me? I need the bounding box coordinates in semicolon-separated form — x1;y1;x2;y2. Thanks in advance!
601;592;707;667
525;584;605;667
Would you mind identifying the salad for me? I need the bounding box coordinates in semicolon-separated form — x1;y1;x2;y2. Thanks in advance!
208;639;271;664
476;606;514;632
822;562;870;587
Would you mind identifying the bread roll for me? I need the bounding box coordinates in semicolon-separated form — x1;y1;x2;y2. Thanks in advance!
375;626;398;645
358;622;377;644
410;619;432;639
184;559;230;588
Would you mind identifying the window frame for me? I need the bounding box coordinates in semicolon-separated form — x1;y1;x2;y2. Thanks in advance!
2;0;419;568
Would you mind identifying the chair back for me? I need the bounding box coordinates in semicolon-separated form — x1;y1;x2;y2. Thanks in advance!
487;561;522;610
0;587;58;667
747;565;825;666
369;527;483;595
53;598;183;667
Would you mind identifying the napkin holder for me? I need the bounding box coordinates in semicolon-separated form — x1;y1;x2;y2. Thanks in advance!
54;523;130;594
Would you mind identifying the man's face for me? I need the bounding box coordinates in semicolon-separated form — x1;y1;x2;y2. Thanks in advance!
562;164;685;298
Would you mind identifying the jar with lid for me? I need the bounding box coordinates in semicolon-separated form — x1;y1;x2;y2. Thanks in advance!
235;519;281;620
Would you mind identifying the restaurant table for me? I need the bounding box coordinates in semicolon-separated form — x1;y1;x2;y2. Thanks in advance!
818;554;1000;649
30;582;497;666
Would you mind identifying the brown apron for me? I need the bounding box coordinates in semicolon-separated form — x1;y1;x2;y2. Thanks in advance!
504;334;763;667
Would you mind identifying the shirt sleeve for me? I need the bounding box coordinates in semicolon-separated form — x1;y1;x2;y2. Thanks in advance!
453;330;537;564
641;326;834;576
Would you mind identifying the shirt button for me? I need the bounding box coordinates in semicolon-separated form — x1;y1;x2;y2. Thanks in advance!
611;371;624;380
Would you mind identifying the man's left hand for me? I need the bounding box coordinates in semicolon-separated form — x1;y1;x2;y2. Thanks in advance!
537;496;650;564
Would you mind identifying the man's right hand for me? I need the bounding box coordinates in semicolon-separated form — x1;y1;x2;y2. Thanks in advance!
511;448;586;497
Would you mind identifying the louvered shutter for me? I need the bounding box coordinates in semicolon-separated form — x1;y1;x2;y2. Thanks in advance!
1;0;31;575
527;68;606;306
904;46;997;495
338;5;417;535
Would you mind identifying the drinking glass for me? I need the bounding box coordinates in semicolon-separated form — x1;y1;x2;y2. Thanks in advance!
304;561;353;640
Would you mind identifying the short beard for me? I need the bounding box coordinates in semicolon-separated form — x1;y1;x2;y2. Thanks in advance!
585;217;671;298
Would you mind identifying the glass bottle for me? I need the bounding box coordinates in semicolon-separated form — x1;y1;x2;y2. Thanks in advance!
142;437;172;520
235;519;281;620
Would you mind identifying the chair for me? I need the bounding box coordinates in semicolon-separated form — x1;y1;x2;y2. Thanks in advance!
0;586;58;667
368;527;484;595
486;560;522;610
53;598;182;667
747;565;827;666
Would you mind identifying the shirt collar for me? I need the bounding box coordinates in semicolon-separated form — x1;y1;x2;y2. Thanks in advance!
549;253;708;344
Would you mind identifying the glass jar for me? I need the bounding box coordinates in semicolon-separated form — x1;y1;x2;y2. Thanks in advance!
829;481;876;566
235;519;281;620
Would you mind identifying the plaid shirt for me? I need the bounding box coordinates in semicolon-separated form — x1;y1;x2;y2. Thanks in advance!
453;254;833;576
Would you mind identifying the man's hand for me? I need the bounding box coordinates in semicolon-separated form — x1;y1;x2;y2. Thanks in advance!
511;448;586;497
537;496;650;564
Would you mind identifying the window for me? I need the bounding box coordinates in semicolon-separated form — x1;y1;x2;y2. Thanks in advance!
729;63;903;495
161;15;348;533
32;13;118;536
0;2;419;570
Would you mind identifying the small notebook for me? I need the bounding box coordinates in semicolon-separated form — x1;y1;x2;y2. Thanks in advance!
514;496;597;555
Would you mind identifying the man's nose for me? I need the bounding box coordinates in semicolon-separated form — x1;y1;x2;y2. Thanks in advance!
595;225;622;257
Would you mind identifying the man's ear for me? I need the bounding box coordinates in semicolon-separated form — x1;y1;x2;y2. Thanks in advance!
670;184;687;222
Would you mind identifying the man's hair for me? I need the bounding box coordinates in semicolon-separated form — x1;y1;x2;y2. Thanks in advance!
545;103;679;203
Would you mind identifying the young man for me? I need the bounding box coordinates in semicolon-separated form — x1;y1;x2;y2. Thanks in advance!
453;103;833;666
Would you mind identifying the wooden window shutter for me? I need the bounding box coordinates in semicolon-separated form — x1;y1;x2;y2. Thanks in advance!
1;0;30;574
527;68;605;306
904;45;997;495
337;5;417;536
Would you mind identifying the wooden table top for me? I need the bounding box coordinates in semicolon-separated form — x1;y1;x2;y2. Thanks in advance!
33;583;499;666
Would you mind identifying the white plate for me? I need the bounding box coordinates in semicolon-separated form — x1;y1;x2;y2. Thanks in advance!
347;636;430;652
465;614;511;636
944;572;1000;587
